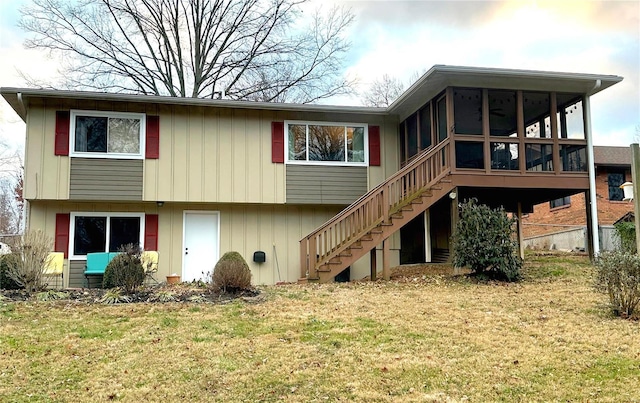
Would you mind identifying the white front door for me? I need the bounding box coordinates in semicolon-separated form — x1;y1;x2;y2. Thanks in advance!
182;211;220;282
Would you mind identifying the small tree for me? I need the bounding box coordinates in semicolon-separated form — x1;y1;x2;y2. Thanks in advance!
5;230;53;292
594;251;640;318
452;199;522;281
103;244;145;294
212;251;252;292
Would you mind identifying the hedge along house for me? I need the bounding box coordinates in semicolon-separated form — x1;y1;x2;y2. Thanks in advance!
1;65;622;286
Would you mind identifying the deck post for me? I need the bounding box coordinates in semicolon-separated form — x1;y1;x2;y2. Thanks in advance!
517;202;524;260
382;238;390;281
448;187;459;263
370;247;377;281
585;190;595;259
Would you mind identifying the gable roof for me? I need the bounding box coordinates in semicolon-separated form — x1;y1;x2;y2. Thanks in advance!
593;146;631;167
1;64;624;122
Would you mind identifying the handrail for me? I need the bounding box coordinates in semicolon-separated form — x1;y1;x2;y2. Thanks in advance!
300;139;452;279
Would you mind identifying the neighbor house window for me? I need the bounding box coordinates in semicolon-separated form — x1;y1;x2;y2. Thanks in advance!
550;196;571;209
69;212;144;259
70;110;145;159
608;169;625;201
285;121;367;165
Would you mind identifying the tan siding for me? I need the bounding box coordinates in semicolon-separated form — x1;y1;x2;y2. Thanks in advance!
69;158;143;200
25;103;71;200
286;165;368;204
28;200;400;285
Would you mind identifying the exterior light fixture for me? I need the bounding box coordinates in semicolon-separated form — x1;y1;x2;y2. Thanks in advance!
157;201;165;207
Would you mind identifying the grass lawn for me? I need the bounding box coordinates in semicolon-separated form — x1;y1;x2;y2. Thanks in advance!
1;253;639;402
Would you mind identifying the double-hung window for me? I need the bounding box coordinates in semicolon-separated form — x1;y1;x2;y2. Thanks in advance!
285;121;368;165
69;212;145;259
70;110;146;159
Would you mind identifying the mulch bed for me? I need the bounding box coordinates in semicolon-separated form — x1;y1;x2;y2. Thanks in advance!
0;284;262;304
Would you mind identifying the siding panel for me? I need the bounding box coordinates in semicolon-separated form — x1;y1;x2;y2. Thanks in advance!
286;165;367;204
69;260;89;288
69;158;143;200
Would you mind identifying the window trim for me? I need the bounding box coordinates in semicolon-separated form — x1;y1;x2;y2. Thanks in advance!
69;110;146;159
284;120;369;166
69;212;146;260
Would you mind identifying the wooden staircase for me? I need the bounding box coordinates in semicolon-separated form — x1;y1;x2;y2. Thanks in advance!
299;139;454;283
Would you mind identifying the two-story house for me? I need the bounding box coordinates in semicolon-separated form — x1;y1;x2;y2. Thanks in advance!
1;65;622;286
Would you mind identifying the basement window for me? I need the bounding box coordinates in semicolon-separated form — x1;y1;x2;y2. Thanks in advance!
69;212;144;259
550;196;571;209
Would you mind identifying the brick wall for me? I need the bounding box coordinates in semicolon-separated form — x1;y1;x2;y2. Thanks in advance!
523;167;633;238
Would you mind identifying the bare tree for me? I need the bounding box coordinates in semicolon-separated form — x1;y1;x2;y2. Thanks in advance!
20;0;355;103
361;74;406;107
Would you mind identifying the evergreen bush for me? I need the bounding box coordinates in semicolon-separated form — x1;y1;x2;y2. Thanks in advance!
613;221;636;254
0;254;21;290
212;251;252;292
103;244;145;294
451;199;522;281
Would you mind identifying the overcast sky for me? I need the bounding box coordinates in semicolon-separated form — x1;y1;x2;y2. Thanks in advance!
0;0;638;152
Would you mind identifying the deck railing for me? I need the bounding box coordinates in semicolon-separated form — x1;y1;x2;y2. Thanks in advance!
300;139;452;279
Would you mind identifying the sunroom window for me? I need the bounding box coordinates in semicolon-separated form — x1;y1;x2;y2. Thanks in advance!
70;110;145;159
286;121;367;164
70;213;144;258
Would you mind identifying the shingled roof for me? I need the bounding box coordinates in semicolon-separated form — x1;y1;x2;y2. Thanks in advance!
593;146;631;166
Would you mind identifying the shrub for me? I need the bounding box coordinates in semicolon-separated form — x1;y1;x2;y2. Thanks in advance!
212;251;252;292
594;251;640;318
4;230;54;292
451;199;522;281
0;254;21;290
103;244;145;294
613;221;636;254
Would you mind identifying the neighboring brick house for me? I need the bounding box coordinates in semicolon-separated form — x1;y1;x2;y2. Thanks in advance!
523;146;632;246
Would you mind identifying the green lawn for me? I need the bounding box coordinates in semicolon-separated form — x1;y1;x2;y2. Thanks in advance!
1;253;639;402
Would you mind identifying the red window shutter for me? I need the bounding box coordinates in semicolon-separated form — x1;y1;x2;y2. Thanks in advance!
54;111;70;156
144;214;159;251
369;125;381;166
54;213;70;258
146;115;160;159
272;121;285;163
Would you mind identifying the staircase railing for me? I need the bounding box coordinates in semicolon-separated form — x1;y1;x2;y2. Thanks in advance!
300;139;452;280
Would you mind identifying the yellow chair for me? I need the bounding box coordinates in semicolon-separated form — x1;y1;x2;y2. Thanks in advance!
141;251;159;284
44;252;64;289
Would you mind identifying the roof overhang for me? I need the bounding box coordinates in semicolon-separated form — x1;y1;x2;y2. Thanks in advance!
1;64;624;123
388;65;623;121
0;88;387;122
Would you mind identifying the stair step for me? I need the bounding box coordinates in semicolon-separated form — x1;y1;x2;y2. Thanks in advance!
431;186;442;190
316;266;332;272
360;235;373;241
440;179;452;183
411;199;424;204
381;222;394;226
401;206;414;211
349;244;364;249
391;213;404;219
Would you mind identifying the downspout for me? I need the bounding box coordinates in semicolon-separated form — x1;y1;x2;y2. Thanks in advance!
585;80;601;256
17;92;28;234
